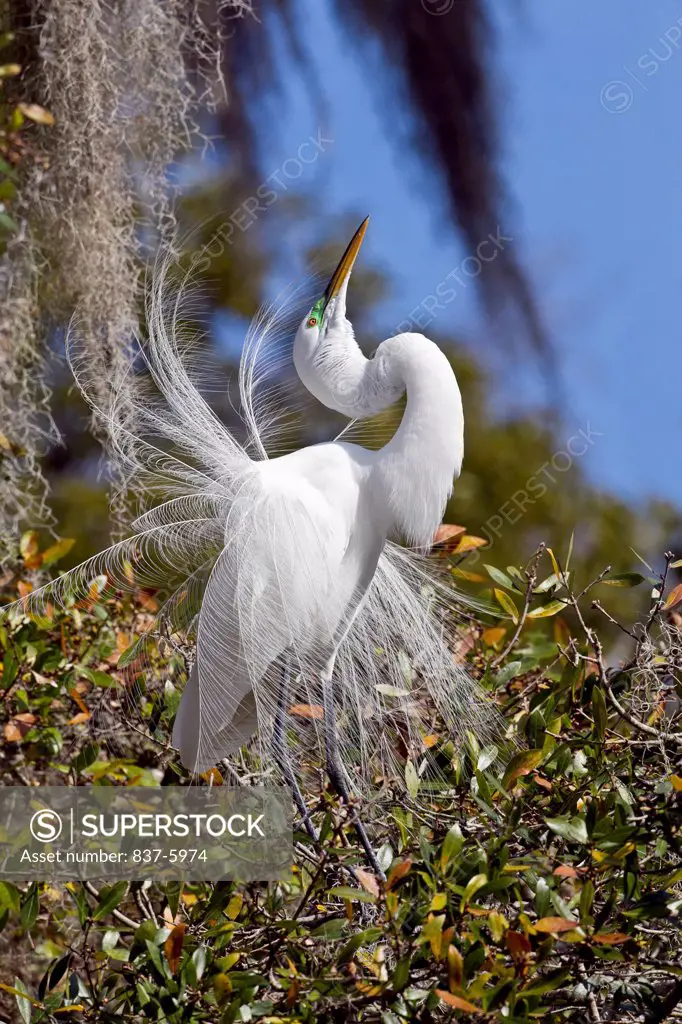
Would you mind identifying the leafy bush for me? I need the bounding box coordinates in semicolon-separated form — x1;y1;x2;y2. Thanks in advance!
0;535;681;1023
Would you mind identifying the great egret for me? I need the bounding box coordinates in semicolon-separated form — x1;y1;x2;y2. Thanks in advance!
4;218;495;876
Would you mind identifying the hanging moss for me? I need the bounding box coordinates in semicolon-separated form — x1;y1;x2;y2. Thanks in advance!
0;0;250;554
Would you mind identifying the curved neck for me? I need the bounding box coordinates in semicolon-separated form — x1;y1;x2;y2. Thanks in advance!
294;325;464;548
293;319;404;419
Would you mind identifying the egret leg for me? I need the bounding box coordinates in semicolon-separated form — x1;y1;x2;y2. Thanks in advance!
273;656;317;842
321;656;385;880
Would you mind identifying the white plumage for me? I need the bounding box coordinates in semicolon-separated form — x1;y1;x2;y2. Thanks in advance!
4;219;497;816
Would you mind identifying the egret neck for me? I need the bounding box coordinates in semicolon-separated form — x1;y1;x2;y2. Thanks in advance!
293;323;464;549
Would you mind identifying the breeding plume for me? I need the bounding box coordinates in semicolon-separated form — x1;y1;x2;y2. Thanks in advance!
5;219;495;873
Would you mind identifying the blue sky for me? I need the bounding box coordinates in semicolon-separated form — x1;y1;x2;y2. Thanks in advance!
233;0;682;507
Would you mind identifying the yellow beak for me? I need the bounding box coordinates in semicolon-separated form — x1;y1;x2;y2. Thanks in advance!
323;216;369;310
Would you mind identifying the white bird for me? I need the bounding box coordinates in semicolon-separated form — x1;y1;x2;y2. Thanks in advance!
4;218;495;874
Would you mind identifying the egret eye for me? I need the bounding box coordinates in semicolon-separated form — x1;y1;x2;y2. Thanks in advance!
308;317;317;328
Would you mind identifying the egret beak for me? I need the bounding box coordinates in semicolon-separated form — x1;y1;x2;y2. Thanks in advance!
323;216;369;317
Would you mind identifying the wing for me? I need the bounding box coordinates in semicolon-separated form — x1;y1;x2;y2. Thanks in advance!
172;468;362;772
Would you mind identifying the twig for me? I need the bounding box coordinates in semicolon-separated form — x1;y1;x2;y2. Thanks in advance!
492;543;545;668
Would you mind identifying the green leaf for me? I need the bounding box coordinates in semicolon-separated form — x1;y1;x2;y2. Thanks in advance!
78;666;118;688
461;873;487;907
0;155;18;180
13;977;32;1024
93;881;128;921
494;588;519;622
336;926;383;964
484;565;517;590
522;968;571;996
328;886;377;903
534;573;563;593
546;815;588;845
0;882;20;913
440;824;463;870
117;635;146;669
592;686;607;739
601;572;646;588
405;760;420;799
376;684;410;698
73;742;99;773
2;649;18;690
0;210;19;233
20;883;39;931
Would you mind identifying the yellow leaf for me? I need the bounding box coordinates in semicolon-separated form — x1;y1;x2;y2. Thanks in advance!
481;626;506;647
670;775;682;792
535;916;579;933
41;538;75;566
546;547;563;579
664;584;682;611
494;589;519;623
527;600;568;619
446;944;463;989
18;102;55;125
454;535;488;554
226;894;243;920
20;529;40;561
430;892;447;911
450;566;486;583
201;767;224;786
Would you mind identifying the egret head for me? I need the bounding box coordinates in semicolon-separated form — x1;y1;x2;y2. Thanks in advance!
300;216;369;341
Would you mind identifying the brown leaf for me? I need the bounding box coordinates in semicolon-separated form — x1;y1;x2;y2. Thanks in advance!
386;858;412;890
69;688;90;716
506;930;531;961
535;916;579;933
201;767;223;786
592;931;630;945
436;990;478;1013
354;868;380;897
164;922;186;974
4;713;36;742
553;865;579;878
286;978;300;1008
447;944;463;989
289;703;324;720
433;524;466;546
68;712;90;725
